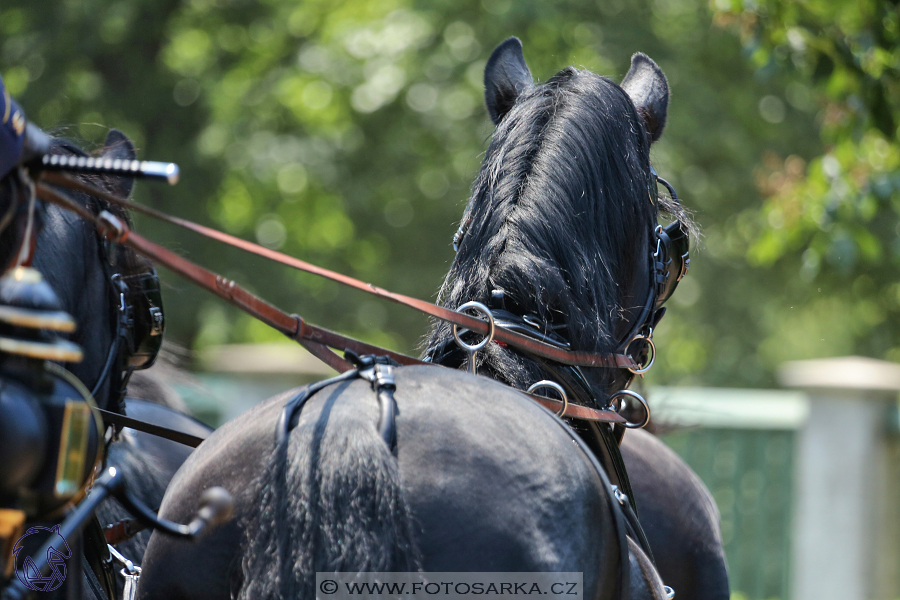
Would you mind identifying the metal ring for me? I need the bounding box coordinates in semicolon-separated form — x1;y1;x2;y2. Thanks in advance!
451;301;495;353
664;586;675;600
611;484;628;506
527;380;568;417
625;334;656;375
607;389;651;429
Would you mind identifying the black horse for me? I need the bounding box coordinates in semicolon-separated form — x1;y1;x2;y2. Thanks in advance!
0;130;212;599
424;40;729;600
137;39;718;600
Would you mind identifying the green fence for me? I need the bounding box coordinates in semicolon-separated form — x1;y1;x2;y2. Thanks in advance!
650;386;809;600
662;428;794;600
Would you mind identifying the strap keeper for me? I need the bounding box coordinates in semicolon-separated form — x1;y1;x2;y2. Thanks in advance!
98;210;130;244
291;313;306;338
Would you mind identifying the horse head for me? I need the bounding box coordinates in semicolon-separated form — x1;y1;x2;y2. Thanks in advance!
427;37;689;408
36;130;164;412
0;129;160;412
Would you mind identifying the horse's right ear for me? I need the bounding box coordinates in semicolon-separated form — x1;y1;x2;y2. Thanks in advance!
620;53;669;143
484;37;533;125
99;129;136;198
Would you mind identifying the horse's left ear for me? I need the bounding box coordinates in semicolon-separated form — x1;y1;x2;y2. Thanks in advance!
99;129;136;198
620;53;669;143
484;37;534;125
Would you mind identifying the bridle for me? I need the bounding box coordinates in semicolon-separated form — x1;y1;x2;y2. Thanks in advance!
443;164;690;423
89;262;166;412
90;203;166;412
7;118;688;437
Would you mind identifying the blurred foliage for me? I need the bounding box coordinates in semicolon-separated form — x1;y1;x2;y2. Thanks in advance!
712;0;900;368
2;0;843;387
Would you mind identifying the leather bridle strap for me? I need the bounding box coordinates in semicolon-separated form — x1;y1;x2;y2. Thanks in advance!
530;396;624;423
37;172;639;371
33;180;627;425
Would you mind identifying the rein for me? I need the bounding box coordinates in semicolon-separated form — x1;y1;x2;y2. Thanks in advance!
32;174;627;426
39;172;640;372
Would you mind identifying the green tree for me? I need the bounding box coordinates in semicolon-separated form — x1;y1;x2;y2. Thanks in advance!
711;0;900;367
0;0;824;387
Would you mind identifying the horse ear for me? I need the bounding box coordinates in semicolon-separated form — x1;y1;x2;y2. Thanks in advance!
484;37;534;125
99;129;136;197
620;53;669;143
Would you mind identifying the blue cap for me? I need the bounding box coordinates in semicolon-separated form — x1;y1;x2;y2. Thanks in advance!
0;75;25;180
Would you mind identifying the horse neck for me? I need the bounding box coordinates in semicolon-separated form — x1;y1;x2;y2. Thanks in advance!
426;98;655;400
33;202;119;410
426;229;652;403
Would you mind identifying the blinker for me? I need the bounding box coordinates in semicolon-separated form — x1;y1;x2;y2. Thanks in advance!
650;171;690;310
117;269;165;370
654;220;690;310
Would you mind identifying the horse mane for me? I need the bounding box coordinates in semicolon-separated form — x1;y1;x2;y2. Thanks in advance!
425;67;684;392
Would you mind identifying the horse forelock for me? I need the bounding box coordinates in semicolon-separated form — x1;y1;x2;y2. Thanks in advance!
428;68;655;365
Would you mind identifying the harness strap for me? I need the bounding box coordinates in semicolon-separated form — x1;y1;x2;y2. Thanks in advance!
83;516;117;600
276;369;361;443
542;405;632;600
36;173;639;372
612;486;656;566
82;554;108;600
277;355;398;449
353;354;399;450
97;408;206;448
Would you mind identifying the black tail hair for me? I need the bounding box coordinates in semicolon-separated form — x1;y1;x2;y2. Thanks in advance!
239;386;421;600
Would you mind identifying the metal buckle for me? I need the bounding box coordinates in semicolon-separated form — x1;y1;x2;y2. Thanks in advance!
678;251;690;281
149;306;163;336
108;545;141;600
526;380;568;417
451;302;495;376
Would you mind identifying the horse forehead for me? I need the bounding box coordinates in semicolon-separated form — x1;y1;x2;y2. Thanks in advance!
506;73;642;159
538;69;630;110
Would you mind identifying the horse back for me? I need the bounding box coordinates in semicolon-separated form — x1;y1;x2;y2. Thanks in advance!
139;365;622;600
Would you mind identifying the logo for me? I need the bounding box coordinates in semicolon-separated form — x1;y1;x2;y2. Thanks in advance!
12;525;71;592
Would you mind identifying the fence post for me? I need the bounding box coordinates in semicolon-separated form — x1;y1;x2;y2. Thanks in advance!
779;356;900;600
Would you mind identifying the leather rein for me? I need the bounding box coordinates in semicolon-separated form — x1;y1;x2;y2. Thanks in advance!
32;171;629;426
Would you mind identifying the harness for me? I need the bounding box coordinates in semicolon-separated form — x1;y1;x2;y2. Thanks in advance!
434;166;690;506
275;351;660;600
45;144;167;414
6;119;687;600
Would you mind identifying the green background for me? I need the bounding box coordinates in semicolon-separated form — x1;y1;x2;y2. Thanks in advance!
8;0;896;390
